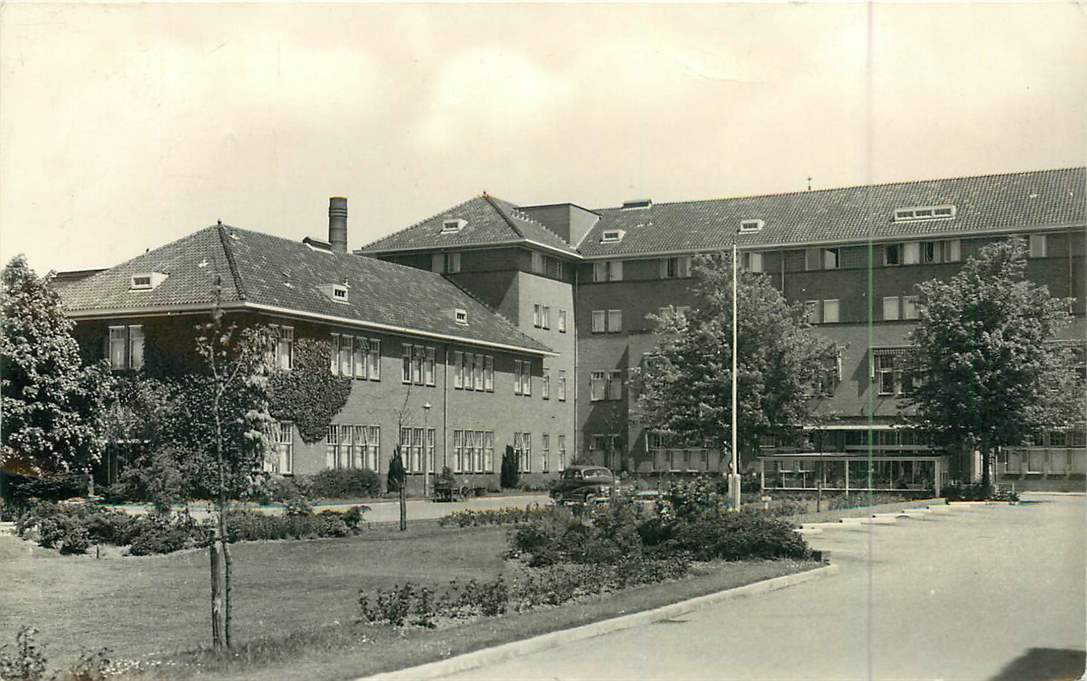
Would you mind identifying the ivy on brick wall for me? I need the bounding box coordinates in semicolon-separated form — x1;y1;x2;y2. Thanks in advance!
268;338;351;444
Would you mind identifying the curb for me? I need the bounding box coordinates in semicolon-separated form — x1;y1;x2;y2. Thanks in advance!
355;563;840;681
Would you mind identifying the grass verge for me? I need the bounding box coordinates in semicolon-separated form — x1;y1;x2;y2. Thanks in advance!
142;559;820;681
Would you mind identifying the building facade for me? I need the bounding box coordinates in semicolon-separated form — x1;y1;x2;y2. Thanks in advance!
363;167;1087;493
58;168;1086;494
56;206;572;494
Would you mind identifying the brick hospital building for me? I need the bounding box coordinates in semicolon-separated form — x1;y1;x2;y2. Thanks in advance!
57;167;1086;494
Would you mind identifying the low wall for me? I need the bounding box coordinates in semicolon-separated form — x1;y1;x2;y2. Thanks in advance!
790;497;945;525
999;478;1087;493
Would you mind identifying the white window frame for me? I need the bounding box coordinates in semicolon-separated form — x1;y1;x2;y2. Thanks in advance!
590;371;606;402
883;296;900;321
745;251;763;273
608;370;623;401
558;309;567;333
739;219;763;233
823;299;840;324
558;369;567;402
108;324;144;371
884;244;902;266
541;305;550;330
542;368;551;400
1029;234;1047;258
607;309;622;333
903;296;920;320
484;355;495;392
592;310;606;334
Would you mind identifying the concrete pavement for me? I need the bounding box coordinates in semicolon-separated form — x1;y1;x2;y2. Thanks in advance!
438;495;1086;681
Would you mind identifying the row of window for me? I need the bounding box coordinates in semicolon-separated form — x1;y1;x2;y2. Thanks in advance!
401;344;437;386
326;424;382;470
398;426;437;473
452;351;495;391
532;305;568;332
590;309;622;334
331;333;382;379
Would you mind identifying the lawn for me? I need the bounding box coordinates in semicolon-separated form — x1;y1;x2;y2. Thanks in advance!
0;524;509;667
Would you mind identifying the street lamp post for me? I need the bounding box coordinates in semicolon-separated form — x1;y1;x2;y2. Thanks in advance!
423;402;432;499
729;240;742;511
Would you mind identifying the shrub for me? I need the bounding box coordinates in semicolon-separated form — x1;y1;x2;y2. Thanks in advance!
0;626;47;681
438;505;551;528
941;484;1019;503
8;473;87;503
387;453;406;494
309;468;382;499
223;509;362;543
500;445;519;489
652;511;811;562
127;511;210;556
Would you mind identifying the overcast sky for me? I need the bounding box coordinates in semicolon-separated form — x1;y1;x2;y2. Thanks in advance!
1;2;1084;273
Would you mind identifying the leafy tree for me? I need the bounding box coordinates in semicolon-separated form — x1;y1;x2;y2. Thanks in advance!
904;237;1082;492
189;288;275;650
632;253;836;472
0;255;116;485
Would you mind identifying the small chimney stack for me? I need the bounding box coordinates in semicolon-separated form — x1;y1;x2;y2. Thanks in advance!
328;197;348;253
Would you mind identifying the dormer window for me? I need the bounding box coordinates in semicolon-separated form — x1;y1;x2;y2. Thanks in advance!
318;283;350;304
621;199;652;211
454;308;468;325
441;219;467;234
893;205;956;222
601;229;625;243
129;272;168;291
739;219;764;233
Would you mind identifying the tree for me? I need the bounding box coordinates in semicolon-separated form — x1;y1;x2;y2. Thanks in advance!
501;444;520;489
633;253;836;474
193;288;275;650
0;255;116;488
904;237;1082;493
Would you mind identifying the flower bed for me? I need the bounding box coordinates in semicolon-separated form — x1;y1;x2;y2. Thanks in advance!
437;505;552;528
14;501;372;556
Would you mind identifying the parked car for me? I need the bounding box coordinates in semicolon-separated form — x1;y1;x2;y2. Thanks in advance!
551;465;616;506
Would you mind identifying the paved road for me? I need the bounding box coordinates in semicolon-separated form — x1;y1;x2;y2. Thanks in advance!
441;494;1086;681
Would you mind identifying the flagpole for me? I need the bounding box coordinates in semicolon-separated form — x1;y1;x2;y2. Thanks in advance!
730;240;741;510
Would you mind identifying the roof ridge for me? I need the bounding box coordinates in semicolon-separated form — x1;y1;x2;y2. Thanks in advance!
592;166;1087;212
216;224;248;300
483;194;526;240
359;196;481;251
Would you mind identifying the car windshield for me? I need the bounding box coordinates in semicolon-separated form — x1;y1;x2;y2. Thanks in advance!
562;470;582;480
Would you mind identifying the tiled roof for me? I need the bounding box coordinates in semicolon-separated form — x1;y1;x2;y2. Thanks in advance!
360;194;579;256
360;167;1085;260
58;225;552;355
580;167;1086;257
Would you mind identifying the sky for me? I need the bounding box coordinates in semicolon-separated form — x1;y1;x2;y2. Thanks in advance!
1;2;1084;273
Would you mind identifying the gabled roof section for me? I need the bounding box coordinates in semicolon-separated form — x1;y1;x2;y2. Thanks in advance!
360;194;580;256
58;224;553;355
58;226;244;311
580;167;1086;257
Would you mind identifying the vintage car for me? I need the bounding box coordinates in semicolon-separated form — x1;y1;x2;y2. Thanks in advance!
550;465;616;506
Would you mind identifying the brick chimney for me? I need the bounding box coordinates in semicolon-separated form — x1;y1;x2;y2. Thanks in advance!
328;197;348;253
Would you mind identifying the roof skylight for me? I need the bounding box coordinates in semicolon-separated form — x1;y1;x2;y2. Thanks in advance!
441;219;467;234
894;205;957;222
